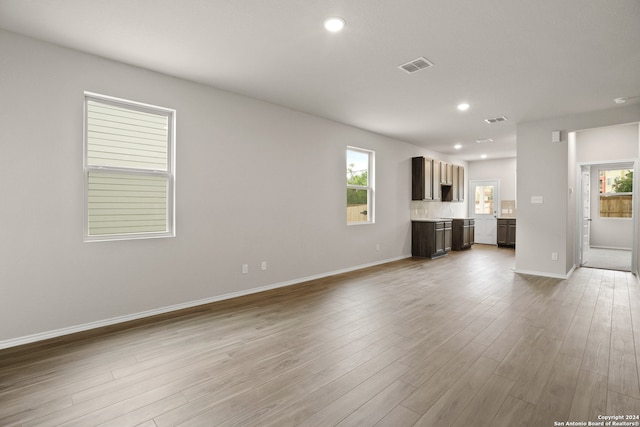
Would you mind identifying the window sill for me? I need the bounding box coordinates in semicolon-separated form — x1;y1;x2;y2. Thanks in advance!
84;231;175;243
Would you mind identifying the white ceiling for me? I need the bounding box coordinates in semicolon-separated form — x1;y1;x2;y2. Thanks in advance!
1;0;638;160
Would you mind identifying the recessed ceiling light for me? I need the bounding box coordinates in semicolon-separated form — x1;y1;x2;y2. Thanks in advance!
614;97;628;104
457;103;470;111
481;154;488;159
323;17;346;32
454;144;462;150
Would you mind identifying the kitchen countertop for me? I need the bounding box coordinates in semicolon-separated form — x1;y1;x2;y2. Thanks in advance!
411;218;456;222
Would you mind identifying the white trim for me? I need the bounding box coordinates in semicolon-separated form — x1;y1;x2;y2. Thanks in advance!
513;265;576;280
346;146;375;224
83;92;176;242
590;245;633;251
84;91;175;114
575;157;638;274
0;255;411;350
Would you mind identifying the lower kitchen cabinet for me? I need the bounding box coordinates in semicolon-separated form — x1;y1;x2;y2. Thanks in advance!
497;218;516;247
412;220;452;259
452;218;474;250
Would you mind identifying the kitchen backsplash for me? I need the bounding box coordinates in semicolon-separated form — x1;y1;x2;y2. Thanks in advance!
500;200;517;217
410;200;467;220
411;199;516;220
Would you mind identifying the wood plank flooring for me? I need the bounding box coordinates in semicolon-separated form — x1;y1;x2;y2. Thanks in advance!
2;245;640;426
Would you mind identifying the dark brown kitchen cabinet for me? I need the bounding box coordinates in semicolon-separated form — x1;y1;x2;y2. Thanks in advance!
440;161;453;184
452;165;459;201
412;220;452;259
497;218;516;247
452;218;474;250
458;166;464;202
411;156;434;200
452;165;464;202
412;157;464;202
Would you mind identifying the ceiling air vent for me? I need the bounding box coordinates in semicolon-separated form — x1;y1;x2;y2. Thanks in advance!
476;138;494;144
398;57;434;74
484;116;508;124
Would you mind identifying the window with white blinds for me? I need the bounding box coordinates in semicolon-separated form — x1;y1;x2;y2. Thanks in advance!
84;93;175;241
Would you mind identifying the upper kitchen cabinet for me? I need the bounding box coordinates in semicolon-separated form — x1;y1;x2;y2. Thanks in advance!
412;156;464;202
441;162;464;202
457;165;464;201
412;156;434;200
440;161;453;185
432;160;441;200
452;165;460;201
452;165;464;202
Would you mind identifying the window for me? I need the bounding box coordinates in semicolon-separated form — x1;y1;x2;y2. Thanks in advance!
84;93;175;241
346;147;374;224
474;185;494;214
599;168;632;218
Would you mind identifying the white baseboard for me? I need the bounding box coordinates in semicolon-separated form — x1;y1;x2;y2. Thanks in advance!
0;255;411;350
589;245;632;251
513;265;576;280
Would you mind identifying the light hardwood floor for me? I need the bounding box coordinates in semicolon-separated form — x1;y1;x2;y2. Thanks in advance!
1;245;640;426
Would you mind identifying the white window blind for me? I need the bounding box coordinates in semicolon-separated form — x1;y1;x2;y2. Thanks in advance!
84;93;175;241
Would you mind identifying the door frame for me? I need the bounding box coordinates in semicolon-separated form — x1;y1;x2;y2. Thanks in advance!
469;179;500;245
575;159;638;273
578;165;590;266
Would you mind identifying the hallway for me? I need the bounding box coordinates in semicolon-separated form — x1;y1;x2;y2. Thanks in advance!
583;247;632;272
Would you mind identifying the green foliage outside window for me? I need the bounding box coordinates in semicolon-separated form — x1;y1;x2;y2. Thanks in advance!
612;170;633;193
347;163;368;205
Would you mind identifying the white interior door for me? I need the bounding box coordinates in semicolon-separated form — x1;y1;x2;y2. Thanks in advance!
580;166;591;265
470;180;499;244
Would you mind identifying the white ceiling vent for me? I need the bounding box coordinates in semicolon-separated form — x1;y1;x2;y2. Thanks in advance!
476;138;494;144
398;57;434;74
484;116;508;124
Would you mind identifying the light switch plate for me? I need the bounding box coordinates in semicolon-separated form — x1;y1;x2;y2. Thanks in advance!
531;196;544;204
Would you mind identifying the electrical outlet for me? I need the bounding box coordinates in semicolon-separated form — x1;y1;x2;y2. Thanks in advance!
242;264;249;274
376;243;380;251
261;261;267;271
551;252;558;261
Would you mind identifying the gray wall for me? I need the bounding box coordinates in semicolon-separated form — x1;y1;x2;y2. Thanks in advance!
576;123;639;163
516;109;640;278
467;157;517;200
0;30;453;346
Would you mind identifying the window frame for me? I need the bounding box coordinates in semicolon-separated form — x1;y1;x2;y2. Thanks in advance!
346;146;375;225
598;167;633;220
83;92;176;242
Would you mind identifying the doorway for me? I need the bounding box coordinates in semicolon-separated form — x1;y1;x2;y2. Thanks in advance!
470;180;500;244
577;161;636;272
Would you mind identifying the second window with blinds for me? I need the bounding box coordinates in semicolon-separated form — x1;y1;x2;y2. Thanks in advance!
84;92;175;241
